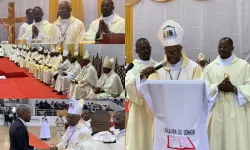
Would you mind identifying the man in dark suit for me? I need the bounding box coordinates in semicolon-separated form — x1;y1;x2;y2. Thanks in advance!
9;105;44;150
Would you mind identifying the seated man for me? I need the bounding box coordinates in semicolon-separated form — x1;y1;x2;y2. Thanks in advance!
17;45;27;66
38;50;51;81
50;50;71;88
20;45;31;68
197;53;208;71
75;110;122;150
9;45;18;60
14;45;23;64
84;0;125;41
0;45;5;58
27;47;39;72
43;48;62;85
54;52;81;95
88;56;123;99
68;50;98;100
33;47;45;78
35;49;50;80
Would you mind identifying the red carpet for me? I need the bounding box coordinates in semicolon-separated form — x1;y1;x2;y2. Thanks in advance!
0;58;66;98
29;132;50;149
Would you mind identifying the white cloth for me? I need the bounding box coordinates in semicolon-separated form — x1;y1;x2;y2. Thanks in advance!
0;48;4;57
40;116;51;139
139;80;209;150
75;131;122;150
56;124;91;150
18;23;30;38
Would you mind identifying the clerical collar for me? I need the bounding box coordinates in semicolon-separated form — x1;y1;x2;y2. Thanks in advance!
61;18;70;24
34;20;45;27
102;13;114;25
169;59;182;71
138;58;151;66
218;55;234;67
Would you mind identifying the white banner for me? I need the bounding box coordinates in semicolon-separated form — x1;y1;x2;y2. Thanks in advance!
139;80;209;150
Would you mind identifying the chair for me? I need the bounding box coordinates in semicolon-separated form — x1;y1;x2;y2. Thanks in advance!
115;59;125;89
92;53;102;78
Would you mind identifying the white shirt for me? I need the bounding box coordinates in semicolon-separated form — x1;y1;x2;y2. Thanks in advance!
102;14;115;25
18;117;27;127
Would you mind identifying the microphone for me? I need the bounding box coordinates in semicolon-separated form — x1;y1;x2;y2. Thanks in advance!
140;61;167;79
125;63;134;73
154;61;167;70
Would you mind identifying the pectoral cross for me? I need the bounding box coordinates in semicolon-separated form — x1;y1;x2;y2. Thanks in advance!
0;2;27;44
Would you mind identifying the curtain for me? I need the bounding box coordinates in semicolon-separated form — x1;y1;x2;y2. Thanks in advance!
49;0;59;23
71;0;84;21
132;0;250;62
125;6;133;63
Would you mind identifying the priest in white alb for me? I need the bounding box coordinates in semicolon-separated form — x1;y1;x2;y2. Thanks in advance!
0;45;4;58
54;52;81;95
68;50;98;100
37;49;50;81
204;37;250;150
18;9;34;38
87;56;123;99
50;1;85;44
43;47;62;85
51;49;71;88
20;6;53;43
84;0;125;41
125;38;158;150
48;99;91;150
40;113;51;141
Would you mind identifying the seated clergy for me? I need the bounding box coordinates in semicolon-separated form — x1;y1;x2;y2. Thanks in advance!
43;47;62;85
0;45;5;58
9;45;17;60
50;50;71;88
54;52;81;95
33;47;46;78
14;45;22;64
68;50;98;100
37;49;50;81
84;0;125;41
30;46;44;74
19;45;31;68
27;47;39;72
87;56;123;99
17;45;27;66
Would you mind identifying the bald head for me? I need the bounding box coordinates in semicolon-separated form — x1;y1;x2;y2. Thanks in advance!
58;1;72;19
91;110;111;133
113;110;125;130
17;105;31;122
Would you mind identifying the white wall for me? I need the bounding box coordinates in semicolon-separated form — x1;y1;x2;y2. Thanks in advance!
133;0;250;62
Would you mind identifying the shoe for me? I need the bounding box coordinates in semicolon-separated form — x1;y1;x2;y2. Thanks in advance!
57;91;63;95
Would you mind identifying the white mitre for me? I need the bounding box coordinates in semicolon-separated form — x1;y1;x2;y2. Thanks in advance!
158;20;184;46
197;53;206;62
44;49;49;53
68;99;84;115
103;56;114;69
83;50;90;60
